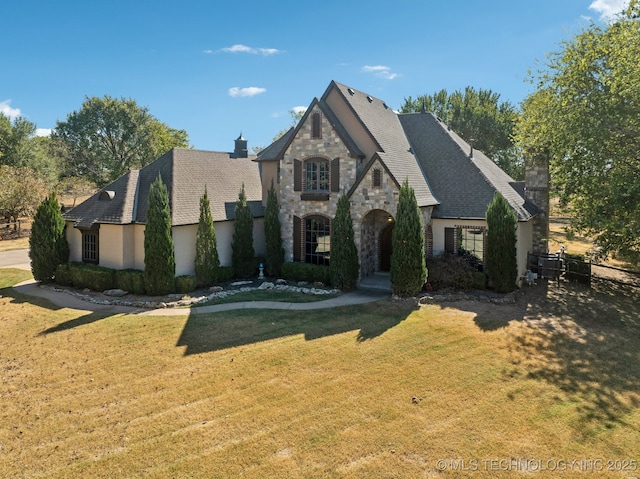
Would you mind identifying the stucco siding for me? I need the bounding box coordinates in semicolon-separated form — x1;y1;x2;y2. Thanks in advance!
65;222;82;263
517;219;533;278
99;224;126;270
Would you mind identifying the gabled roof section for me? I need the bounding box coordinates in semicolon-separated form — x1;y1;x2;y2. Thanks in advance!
327;81;438;207
399;112;537;221
256;97;365;162
64;148;264;228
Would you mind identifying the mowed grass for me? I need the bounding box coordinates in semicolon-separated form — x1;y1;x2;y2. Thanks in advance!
1;269;639;478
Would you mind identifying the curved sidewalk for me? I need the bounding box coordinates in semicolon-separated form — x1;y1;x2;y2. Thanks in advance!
12;279;390;316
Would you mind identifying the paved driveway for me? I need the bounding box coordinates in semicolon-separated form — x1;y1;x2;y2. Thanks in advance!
0;248;30;270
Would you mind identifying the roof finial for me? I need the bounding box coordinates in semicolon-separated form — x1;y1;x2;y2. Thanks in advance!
420;99;426;114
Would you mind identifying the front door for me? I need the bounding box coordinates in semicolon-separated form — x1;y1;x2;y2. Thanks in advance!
379;223;394;271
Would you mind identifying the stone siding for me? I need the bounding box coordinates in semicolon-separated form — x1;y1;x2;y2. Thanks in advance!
524;154;550;256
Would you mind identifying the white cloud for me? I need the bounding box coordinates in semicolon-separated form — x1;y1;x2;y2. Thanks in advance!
589;0;629;20
362;65;398;80
221;44;283;56
0;100;21;120
228;87;267;98
202;49;214;54
292;106;307;114
36;128;52;137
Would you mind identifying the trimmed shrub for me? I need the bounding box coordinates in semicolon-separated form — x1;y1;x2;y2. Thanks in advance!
281;262;330;284
194;186;220;286
232;183;255;278
29;192;70;282
144;174;175;295
427;253;478;290
115;269;146;295
54;263;73;287
264;180;284;277
213;266;235;284
175;275;197;294
391;180;427;297
329;194;359;291
68;263;115;291
485;192;518;293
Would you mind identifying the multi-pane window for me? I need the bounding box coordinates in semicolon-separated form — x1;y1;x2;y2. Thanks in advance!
305;160;329;191
82;231;98;264
458;228;485;263
305;216;331;266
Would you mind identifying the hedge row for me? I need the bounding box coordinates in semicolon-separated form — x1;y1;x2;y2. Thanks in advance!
281;262;331;285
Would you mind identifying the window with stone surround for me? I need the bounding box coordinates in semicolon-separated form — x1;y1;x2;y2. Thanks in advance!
372;168;382;188
311;113;322;139
304;159;329;192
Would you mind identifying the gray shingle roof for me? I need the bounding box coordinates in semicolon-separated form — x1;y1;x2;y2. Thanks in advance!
328;82;439;208
64;148;264;228
399;112;537;221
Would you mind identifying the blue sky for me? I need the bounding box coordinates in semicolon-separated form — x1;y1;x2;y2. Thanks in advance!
1;0;630;153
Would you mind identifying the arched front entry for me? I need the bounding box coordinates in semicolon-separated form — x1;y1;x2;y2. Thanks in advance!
361;209;395;277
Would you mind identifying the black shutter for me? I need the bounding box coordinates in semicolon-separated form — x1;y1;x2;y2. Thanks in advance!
444;227;455;254
331;158;340;192
293;215;302;261
294;159;302;192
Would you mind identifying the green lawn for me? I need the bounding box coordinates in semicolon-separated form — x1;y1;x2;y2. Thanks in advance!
1;268;639;478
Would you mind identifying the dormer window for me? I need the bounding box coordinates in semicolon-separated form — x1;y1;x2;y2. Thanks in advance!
311;113;322;139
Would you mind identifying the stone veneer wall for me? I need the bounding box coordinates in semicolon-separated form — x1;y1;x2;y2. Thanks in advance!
524;154;550;256
279;106;358;262
279;106;433;278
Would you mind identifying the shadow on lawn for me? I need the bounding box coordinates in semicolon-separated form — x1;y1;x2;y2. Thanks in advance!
3;285;114;335
176;300;414;355
471;279;640;434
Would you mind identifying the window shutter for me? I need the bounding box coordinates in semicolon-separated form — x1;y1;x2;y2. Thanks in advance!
294;159;302;192
293;215;302;261
331;158;340;192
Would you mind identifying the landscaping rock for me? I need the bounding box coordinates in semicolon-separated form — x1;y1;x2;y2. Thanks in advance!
258;282;274;290
103;289;128;297
209;286;223;292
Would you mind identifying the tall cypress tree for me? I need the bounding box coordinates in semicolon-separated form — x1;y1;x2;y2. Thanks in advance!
264;180;284;277
232;183;255;278
329;194;359;290
391;180;427;297
29;192;69;282
194;186;220;286
144;173;175;295
485;192;517;293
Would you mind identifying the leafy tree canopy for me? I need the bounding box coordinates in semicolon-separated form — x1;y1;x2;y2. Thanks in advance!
516;3;640;261
53;96;189;187
0;165;50;223
400;87;523;179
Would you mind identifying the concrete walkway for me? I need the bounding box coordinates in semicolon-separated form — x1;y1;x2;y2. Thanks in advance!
12;279;390;316
4;248;390;315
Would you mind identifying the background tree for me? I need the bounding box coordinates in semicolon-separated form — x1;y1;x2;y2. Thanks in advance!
29;192;69;282
53;96;189;187
516;4;640;262
144;174;175;295
194;186;219;286
485;193;517;293
0;165;49;227
264;180;284;277
329;194;359;290
391;180;427;297
232;183;255;278
400;87;523;179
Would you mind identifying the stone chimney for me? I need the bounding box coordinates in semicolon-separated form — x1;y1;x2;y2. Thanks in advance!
233;133;248;158
524;152;550;255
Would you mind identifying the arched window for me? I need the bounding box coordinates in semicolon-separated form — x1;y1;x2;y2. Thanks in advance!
305;215;331;266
